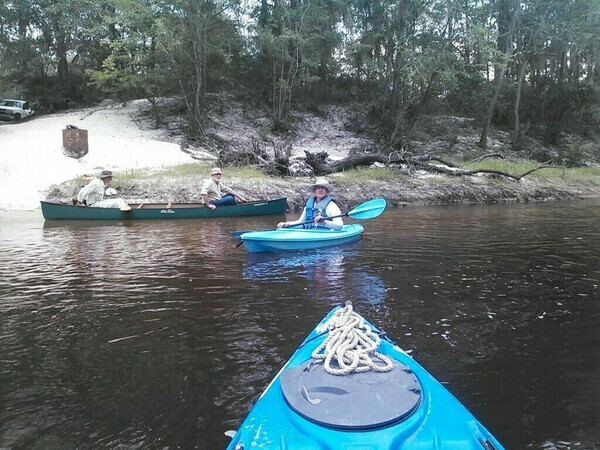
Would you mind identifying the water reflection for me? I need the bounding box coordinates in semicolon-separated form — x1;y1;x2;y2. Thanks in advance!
242;244;386;307
242;247;352;282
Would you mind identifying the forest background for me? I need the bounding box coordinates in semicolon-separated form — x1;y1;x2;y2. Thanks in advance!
1;0;599;208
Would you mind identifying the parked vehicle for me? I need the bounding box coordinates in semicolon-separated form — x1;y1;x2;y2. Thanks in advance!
0;99;35;121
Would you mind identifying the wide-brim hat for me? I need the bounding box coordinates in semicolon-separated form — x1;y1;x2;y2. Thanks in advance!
99;170;113;179
211;167;222;175
309;177;332;193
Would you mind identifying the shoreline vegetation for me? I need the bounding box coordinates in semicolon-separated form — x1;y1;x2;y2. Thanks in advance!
42;99;600;213
47;162;600;213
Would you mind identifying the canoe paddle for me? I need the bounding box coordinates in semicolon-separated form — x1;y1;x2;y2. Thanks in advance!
231;198;387;239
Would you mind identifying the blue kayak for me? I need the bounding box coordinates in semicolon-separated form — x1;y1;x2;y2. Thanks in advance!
239;223;364;253
226;303;505;450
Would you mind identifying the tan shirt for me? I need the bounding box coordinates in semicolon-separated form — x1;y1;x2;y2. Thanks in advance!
200;178;232;202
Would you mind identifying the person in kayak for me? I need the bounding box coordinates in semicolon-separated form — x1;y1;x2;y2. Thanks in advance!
277;178;343;230
201;167;248;210
76;170;131;211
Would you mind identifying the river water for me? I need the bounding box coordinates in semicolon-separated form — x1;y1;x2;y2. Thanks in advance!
0;200;599;449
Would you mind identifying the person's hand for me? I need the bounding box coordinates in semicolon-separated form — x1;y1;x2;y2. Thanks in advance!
208;204;216;210
277;222;287;228
314;214;323;224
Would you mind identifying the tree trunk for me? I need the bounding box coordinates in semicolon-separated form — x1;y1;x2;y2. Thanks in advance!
512;58;527;150
479;8;519;149
54;24;69;87
147;97;160;129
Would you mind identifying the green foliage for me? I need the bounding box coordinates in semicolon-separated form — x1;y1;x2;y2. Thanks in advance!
257;125;270;141
0;0;598;164
562;142;600;167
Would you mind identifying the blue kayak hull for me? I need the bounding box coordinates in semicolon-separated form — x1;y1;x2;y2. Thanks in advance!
227;306;505;450
240;224;364;253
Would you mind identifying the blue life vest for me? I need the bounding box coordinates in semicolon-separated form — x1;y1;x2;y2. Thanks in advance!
304;195;335;229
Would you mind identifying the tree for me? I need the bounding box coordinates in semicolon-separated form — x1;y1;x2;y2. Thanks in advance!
86;0;177;127
478;0;519;149
252;0;345;130
154;0;243;135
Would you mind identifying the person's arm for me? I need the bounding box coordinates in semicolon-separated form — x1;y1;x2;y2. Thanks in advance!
199;180;210;202
220;183;247;203
77;179;101;205
202;193;216;209
277;209;307;228
200;180;216;209
77;182;92;203
319;202;343;229
230;190;248;202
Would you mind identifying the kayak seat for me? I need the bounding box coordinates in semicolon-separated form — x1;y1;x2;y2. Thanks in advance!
280;359;422;430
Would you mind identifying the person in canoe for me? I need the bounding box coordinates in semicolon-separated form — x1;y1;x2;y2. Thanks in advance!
277;178;343;230
201;167;248;210
76;170;131;211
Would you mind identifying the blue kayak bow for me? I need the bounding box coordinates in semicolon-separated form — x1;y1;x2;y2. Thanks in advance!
231;198;387;239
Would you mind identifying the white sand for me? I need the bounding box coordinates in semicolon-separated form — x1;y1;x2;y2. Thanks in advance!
0;100;195;211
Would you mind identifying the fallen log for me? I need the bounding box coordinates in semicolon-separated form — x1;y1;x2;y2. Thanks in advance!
304;150;556;180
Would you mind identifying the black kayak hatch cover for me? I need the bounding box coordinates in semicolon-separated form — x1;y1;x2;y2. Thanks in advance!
280;359;422;430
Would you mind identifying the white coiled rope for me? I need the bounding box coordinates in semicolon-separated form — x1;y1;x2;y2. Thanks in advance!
311;302;394;375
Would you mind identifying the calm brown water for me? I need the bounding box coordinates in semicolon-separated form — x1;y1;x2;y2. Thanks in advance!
1;200;599;449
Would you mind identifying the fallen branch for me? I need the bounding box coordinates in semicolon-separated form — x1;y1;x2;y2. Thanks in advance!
303;150;557;181
414;160;556;180
469;153;504;164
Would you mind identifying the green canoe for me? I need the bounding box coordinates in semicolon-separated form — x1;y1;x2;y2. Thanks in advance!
40;197;287;220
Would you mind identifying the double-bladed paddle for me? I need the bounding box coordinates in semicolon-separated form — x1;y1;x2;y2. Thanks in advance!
231;198;387;239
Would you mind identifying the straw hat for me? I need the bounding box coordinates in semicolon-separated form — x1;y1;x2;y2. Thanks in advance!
211;167;222;175
309;178;333;193
99;170;113;179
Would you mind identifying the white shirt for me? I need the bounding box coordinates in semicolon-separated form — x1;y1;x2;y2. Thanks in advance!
287;197;343;230
77;178;106;205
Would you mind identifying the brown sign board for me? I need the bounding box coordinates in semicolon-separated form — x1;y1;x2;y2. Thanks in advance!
62;128;89;158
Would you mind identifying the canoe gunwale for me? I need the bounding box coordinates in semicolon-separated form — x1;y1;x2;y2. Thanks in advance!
40;197;287;220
